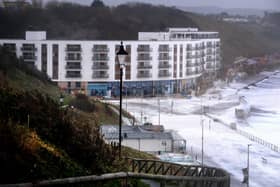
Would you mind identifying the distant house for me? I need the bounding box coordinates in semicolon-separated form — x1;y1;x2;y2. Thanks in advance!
223;17;249;23
1;0;30;9
100;125;186;154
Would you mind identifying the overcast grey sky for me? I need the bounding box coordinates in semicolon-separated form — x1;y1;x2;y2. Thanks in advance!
54;0;280;10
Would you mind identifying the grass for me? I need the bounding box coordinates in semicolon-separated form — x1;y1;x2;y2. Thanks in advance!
0;122;87;183
7;69;60;99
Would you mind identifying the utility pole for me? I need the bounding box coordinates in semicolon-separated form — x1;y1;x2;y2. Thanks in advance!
125;87;128;111
201;118;204;166
141;95;143;125
158;98;160;125
201;96;204;166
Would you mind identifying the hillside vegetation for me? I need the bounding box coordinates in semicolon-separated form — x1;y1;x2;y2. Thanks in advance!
0;2;279;67
0;46;155;184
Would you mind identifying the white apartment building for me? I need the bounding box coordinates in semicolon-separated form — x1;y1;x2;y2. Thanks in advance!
0;28;221;97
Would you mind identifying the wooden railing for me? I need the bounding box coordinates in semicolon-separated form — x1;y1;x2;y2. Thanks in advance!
127;157;230;187
0;158;230;187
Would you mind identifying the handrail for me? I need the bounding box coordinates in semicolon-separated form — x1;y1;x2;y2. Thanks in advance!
0;158;230;187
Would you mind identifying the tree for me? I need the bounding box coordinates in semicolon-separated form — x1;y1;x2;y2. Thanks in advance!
91;0;105;8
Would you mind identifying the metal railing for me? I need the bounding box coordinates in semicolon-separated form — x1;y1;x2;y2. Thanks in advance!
2;158;230;187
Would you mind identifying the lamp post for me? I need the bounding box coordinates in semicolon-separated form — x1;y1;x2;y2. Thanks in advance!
117;41;128;159
201;118;204;166
247;144;252;187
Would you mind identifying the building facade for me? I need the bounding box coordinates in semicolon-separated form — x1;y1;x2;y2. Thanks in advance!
101;125;186;154
0;28;221;97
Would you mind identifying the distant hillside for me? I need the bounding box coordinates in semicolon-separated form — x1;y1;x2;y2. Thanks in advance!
0;2;197;40
188;12;280;67
0;2;279;67
177;6;273;17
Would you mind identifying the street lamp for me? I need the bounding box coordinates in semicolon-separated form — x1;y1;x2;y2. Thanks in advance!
247;144;252;187
116;41;128;159
243;144;252;186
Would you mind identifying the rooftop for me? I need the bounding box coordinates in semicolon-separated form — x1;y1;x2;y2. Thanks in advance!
101;125;173;140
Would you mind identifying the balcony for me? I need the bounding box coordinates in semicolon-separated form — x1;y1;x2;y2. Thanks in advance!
92;63;109;69
66;71;81;78
92;56;109;61
205;63;215;69
186;47;195;51
92;47;109;53
158;56;171;61
137;64;152;69
186;55;196;59
65;46;81;52
158;63;171;68
23;55;37;61
21;47;37;52
158;72;171;77
186;69;203;76
206;59;215;62
92;73;109;79
137;72;152;78
195;46;204;50
158;47;171;52
137;47;152;52
186;62;201;67
65;56;82;61
65;64;81;69
137;56;152;61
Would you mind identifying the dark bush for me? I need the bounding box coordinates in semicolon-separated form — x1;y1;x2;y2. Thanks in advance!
69;93;95;112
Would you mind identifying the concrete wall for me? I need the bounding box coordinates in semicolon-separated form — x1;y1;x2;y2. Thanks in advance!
106;138;173;153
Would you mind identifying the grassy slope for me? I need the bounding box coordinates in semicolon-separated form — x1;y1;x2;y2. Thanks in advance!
0;69;156;183
0;123;86;183
6;68;60;98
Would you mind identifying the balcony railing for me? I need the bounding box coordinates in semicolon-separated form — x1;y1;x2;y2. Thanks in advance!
186;47;195;51
92;47;109;52
65;56;82;61
186;69;203;76
65;46;81;52
137;47;152;52
21;47;37;52
65;64;81;69
92;73;109;79
92;56;109;61
137;64;152;69
158;56;171;61
23;56;37;60
137;73;152;78
158;47;171;52
137;56;152;61
186;62;201;67
206;59;215;62
92;64;109;69
158;72;171;77
158;64;171;68
205;63;215;69
186;55;196;59
66;72;81;78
